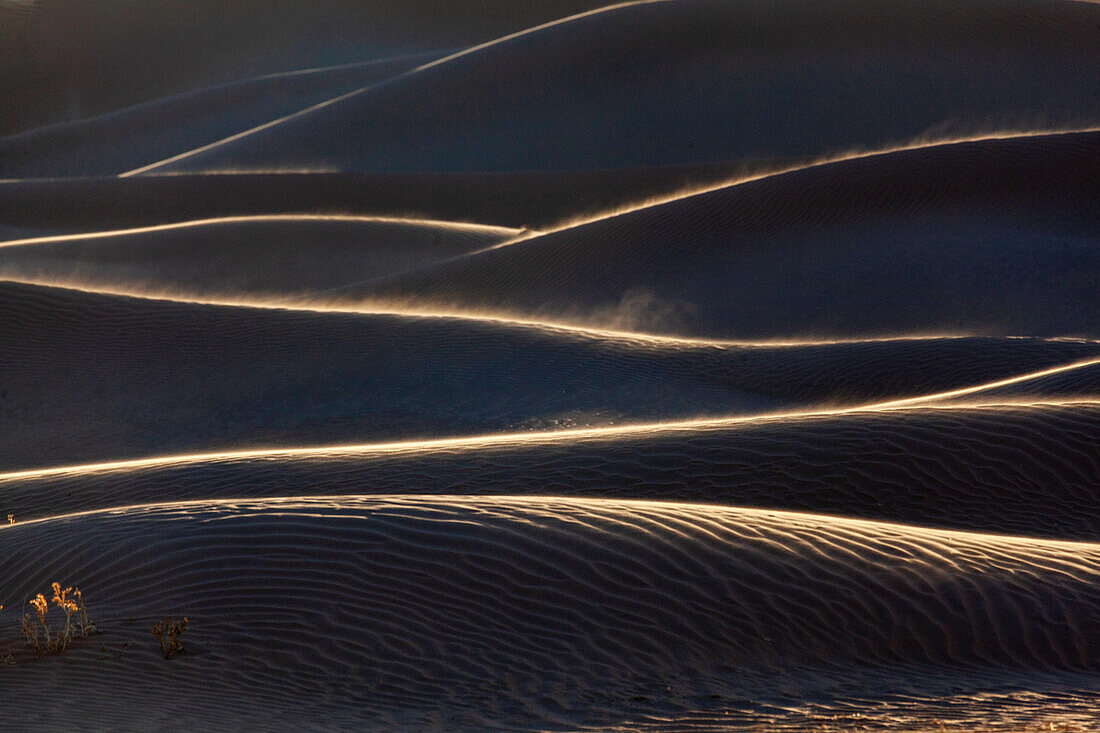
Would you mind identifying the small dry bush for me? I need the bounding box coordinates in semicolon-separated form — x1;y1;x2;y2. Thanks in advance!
152;616;188;659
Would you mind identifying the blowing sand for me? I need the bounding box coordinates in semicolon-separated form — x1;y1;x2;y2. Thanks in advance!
2;0;1099;730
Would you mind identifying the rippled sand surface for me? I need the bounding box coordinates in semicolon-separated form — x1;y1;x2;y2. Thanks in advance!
2;1;1099;729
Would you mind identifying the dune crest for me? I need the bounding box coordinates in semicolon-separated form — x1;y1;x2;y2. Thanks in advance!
3;0;1098;728
4;496;1100;728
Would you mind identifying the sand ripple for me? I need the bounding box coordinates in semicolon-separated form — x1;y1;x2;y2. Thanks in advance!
4;496;1100;729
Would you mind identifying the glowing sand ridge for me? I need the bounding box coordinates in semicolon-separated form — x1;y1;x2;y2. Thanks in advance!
4;0;1100;728
483;126;1100;249
1;381;1096;482
6;277;1099;349
0;214;521;249
0;276;989;346
117;0;673;177
11;493;1100;551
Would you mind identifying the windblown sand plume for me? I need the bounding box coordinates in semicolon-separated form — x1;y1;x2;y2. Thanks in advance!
1;0;1099;730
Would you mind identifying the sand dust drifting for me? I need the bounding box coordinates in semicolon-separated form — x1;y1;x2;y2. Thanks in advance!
2;0;1100;730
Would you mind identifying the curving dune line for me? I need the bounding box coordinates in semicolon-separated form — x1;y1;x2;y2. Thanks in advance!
0;52;440;179
118;1;675;177
1;403;1097;540
346;129;1100;339
144;0;1100;175
2;279;1098;472
0;214;520;248
3;495;1100;729
0;215;519;300
0;161;760;235
494;126;1100;247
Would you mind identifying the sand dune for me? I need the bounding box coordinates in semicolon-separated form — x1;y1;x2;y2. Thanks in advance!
4;0;1099;728
0;216;518;299
0;163;758;233
1;403;1097;540
347;130;1100;339
140;0;1100;175
3;496;1100;729
3;279;1097;472
0;54;433;178
0;0;611;136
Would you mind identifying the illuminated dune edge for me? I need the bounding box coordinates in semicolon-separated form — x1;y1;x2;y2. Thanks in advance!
2;279;1098;472
346;129;1100;339
142;0;1100;175
3;496;1100;730
3;0;1099;729
1;403;1098;540
0;216;520;299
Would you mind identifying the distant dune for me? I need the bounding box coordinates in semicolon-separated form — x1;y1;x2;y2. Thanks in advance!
2;0;1099;730
3;279;1097;472
0;0;610;136
0;216;519;298
140;0;1100;175
3;403;1098;541
0;53;436;178
349;131;1100;339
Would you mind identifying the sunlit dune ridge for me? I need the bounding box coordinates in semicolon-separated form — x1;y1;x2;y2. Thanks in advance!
116;1;674;177
120;0;1100;177
0;214;521;249
3;402;1099;540
491;126;1100;246
0;274;976;346
3;127;1099;344
4;495;1100;728
3;390;1097;484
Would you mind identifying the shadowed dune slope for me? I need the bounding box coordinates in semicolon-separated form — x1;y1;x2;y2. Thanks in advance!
1;404;1097;540
153;0;1100;174
3;280;1098;471
350;131;1100;339
0;54;434;178
0;163;758;233
3;497;1100;729
0;0;610;136
0;217;518;299
3;1;1099;730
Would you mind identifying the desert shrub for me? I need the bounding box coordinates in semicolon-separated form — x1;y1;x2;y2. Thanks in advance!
152;617;188;659
20;582;97;655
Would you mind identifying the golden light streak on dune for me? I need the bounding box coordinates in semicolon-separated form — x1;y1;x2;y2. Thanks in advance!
9;491;1100;555
0;214;521;249
117;0;674;177
1;394;1096;483
484;126;1100;248
0;277;991;346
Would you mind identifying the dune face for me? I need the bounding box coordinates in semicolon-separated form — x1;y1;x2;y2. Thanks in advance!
5;497;1100;730
3;403;1099;541
3;1;1100;730
3;277;1097;472
0;54;438;178
0;217;519;299
0;0;611;137
349;131;1100;338
140;0;1100;176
